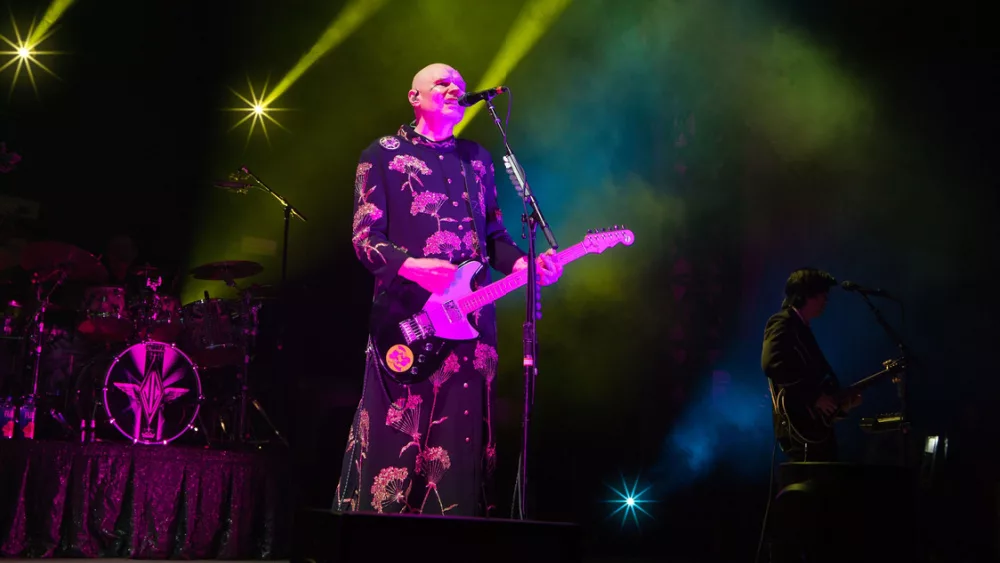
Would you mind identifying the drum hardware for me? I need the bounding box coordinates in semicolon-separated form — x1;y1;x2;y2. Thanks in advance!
131;270;183;343
234;285;287;447
77;285;132;341
186;260;287;447
24;266;69;419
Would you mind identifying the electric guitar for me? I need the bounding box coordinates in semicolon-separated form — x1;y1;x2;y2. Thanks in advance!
370;227;636;384
776;357;907;444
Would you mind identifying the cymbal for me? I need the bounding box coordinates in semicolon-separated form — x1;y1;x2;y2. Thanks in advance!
19;241;108;283
190;260;263;281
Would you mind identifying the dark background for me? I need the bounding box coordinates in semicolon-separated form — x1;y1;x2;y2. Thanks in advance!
1;0;996;560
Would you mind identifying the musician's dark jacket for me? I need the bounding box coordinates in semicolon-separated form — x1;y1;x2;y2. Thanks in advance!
761;307;840;447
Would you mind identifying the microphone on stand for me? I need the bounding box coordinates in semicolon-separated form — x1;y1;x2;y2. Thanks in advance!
212;171;254;194
840;280;893;299
457;86;508;107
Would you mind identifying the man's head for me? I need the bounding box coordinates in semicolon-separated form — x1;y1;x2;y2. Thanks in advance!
782;268;837;322
106;234;137;279
408;63;466;128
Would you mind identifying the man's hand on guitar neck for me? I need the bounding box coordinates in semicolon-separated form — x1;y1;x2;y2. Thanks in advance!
512;248;563;286
843;391;863;411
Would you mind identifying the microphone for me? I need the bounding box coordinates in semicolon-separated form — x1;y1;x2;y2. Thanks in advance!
840;280;893;299
212;171;254;194
457;86;507;107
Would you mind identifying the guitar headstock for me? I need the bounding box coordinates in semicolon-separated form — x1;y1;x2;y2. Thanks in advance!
582;225;635;254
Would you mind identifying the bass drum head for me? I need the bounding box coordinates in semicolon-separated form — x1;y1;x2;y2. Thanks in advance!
103;340;202;445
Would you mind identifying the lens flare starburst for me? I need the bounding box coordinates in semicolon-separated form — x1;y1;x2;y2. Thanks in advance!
224;75;291;148
604;474;655;530
0;13;65;100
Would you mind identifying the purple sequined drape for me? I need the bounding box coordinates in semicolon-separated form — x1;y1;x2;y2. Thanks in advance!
0;441;289;558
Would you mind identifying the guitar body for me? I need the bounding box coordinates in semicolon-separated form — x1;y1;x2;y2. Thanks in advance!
366;227;637;385
776;358;906;445
776;389;836;444
370;261;484;385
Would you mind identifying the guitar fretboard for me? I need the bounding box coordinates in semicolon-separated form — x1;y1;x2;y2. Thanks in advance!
457;242;589;314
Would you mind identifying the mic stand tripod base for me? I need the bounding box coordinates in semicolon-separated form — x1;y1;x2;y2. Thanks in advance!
231;305;288;449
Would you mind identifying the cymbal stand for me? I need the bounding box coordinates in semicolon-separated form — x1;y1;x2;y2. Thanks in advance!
234;289;287;447
27;269;67;399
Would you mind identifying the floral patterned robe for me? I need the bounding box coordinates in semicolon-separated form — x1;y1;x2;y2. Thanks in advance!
336;123;525;516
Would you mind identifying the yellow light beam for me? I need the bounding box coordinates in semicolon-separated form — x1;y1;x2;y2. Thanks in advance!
263;0;390;106
27;0;76;46
224;75;292;148
0;12;65;99
454;0;573;136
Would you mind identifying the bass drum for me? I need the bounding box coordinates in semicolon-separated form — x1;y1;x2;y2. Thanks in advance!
102;340;203;445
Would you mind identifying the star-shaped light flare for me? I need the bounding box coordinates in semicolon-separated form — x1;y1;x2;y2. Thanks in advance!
603;474;655;530
224;75;291;148
0;13;65;100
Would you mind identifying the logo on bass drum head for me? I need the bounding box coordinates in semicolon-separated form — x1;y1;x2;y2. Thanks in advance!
385;344;414;373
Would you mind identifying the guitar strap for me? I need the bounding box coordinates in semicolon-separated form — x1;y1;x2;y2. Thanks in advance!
455;144;488;267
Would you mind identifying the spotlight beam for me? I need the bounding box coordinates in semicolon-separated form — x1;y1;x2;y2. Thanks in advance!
262;0;389;107
454;0;573;136
27;0;76;46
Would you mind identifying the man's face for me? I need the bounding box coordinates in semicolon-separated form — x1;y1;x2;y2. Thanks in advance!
409;64;466;125
802;291;829;320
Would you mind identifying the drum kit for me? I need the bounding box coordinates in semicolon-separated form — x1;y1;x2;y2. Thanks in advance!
0;240;286;447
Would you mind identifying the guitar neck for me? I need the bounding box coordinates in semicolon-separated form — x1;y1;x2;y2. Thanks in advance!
845;363;902;394
457;242;589;315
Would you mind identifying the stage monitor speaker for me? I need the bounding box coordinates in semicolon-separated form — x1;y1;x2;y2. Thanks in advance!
769;462;917;563
292;508;583;563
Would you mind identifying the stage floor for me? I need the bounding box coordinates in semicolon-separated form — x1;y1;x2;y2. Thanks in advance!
1;559;680;563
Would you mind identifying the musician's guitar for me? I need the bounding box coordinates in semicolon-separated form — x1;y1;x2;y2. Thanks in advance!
775;357;907;444
370;227;635;384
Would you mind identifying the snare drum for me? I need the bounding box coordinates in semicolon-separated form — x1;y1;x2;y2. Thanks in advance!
78;286;132;341
178;298;243;368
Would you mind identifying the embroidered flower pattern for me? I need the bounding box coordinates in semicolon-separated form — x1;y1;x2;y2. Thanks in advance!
386;392;423;457
424;353;461;449
389;154;432;193
371;467;412;513
423;230;462;260
469;160;488;217
411;190;456;230
352;162;390;264
416;447;457;514
474;342;499;475
355;162;373;202
462;230;480;259
339;407;371;511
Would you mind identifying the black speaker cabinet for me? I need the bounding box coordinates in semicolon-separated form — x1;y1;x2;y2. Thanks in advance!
292;508;583;563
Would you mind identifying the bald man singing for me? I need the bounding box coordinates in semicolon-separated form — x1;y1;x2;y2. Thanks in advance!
335;63;562;516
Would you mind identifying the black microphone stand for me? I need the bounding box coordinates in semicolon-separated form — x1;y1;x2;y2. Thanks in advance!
856;292;914;466
238;166;308;285
230;167;306;446
483;94;557;520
